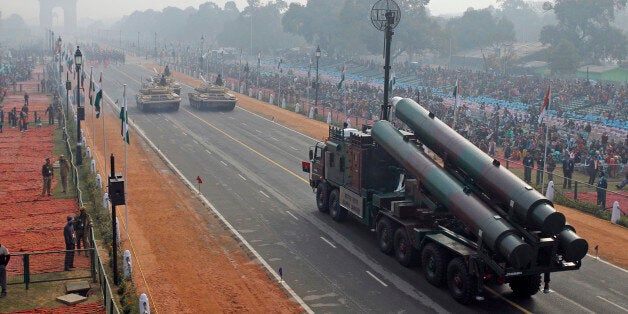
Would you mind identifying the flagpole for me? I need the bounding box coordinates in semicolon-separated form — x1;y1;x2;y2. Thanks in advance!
90;67;95;150
453;78;459;130
123;83;129;240
541;86;551;194
103;78;107;178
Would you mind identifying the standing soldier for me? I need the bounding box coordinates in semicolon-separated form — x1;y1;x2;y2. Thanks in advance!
0;109;4;133
562;152;575;189
0;243;9;298
63;216;76;271
74;206;92;256
41;158;54;197
597;171;608;210
523;152;534;184
535;151;545;185
59;155;70;193
45;104;54;126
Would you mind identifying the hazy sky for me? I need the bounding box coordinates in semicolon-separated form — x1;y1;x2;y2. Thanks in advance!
1;0;502;23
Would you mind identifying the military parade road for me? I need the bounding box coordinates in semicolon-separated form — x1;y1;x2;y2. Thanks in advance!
99;61;627;313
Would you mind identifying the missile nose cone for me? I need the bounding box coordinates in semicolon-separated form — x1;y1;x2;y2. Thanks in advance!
509;243;534;269
500;234;533;269
558;228;589;262
540;211;566;236
531;204;566;236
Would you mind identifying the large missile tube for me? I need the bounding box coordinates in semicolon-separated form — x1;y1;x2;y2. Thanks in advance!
394;98;564;235
372;121;533;269
393;98;588;262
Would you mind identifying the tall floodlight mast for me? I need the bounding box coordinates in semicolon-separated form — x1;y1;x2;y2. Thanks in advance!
371;0;400;121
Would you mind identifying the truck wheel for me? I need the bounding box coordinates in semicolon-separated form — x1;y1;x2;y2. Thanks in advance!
446;257;477;305
421;243;448;286
394;228;418;267
316;182;329;213
509;275;541;298
376;218;394;255
328;189;347;222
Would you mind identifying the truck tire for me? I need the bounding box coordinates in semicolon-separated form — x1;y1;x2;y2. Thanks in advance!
446;257;477;305
376;218;394;255
509;275;541;298
316;182;329;213
328;189;348;222
394;228;418;267
421;243;448;286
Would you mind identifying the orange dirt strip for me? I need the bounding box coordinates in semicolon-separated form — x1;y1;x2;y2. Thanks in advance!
83;69;302;313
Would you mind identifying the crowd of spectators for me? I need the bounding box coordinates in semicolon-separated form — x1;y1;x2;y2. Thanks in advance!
167;49;628;181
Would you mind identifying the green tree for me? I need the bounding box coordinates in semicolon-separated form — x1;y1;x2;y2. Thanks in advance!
447;8;515;51
548;39;580;74
540;0;627;63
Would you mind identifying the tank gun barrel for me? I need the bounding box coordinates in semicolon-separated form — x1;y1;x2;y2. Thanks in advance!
372;121;533;269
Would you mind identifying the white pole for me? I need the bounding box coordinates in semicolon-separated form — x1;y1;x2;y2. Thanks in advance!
541;88;551;194
123;84;129;240
90;67;94;150
103;72;107;177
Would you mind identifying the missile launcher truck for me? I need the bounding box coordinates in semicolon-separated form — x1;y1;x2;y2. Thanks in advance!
302;97;588;304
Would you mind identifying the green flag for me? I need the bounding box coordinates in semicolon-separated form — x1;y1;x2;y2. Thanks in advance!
94;74;102;118
337;65;345;90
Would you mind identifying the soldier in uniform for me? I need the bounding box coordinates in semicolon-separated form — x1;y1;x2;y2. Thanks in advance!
63;216;75;271
74;206;92;256
59;155;70;193
41;158;54;196
535;151;545;185
596;171;608;210
45;104;55;125
523;152;534;184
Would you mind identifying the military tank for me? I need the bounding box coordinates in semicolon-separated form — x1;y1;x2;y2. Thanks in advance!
151;75;181;95
136;85;181;111
188;83;237;111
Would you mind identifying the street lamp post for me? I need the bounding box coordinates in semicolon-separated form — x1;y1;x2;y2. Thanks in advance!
314;46;321;108
200;35;204;76
74;46;83;165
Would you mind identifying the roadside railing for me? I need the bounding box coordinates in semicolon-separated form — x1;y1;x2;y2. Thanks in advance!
49;62;120;314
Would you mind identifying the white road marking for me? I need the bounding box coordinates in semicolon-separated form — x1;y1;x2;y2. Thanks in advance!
238;174;247;181
255;129;262;133
550;290;595;313
597;296;628;312
320;237;336;248
220;161;227;166
205;149;212;155
289;146;298;151
241;122;248;126
228;116;235;120
182;132;187;136
270;136;279;141
172;124;180;129
286;211;299;221
259;191;270;198
366;271;388;287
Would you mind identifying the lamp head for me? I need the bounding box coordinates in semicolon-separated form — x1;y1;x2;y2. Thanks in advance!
315;45;321;58
74;46;82;67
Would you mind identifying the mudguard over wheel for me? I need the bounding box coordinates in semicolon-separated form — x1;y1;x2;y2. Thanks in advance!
394;228;418;267
316;182;329;213
446;257;477;305
421;243;449;286
376;218;394;255
328;189;348;222
509;275;541;298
